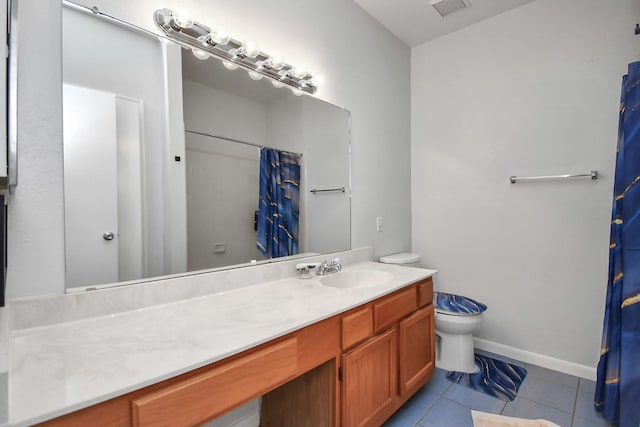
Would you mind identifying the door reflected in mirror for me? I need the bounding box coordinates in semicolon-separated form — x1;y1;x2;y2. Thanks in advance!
62;3;350;291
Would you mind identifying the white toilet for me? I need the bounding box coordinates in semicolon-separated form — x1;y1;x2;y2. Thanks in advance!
433;292;486;373
379;252;487;374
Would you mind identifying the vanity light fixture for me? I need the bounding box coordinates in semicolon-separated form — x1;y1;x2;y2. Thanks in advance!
248;71;263;81
191;48;210;60
154;9;318;95
172;13;194;29
230;39;261;59
259;54;286;71
222;60;238;70
209;25;231;45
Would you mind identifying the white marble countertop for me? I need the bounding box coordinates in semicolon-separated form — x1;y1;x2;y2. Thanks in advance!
5;261;436;426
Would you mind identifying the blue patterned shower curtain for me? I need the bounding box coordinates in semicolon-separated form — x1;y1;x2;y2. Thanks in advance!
595;61;640;427
256;148;301;258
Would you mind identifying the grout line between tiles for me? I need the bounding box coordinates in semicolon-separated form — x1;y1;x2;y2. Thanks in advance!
507;395;574;417
416;394;445;425
570;381;580;427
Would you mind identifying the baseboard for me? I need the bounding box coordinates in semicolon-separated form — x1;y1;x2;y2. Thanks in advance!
473;337;597;381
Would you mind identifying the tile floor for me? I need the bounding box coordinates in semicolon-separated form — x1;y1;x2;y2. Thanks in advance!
384;353;616;427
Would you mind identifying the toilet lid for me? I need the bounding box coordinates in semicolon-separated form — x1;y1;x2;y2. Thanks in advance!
434;292;487;315
379;252;421;264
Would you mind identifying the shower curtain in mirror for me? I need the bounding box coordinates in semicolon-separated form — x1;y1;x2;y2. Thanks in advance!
595;61;640;427
256;147;301;258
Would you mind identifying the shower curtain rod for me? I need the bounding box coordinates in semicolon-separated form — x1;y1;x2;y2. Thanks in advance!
185;129;303;157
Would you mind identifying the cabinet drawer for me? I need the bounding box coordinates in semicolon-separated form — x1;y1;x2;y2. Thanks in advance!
132;338;298;427
342;306;373;349
417;278;434;307
373;287;417;332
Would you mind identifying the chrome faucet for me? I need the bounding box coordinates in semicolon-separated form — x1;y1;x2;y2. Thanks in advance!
295;262;321;279
316;258;342;276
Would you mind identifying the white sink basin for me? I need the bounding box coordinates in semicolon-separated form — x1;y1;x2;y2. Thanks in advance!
319;270;393;289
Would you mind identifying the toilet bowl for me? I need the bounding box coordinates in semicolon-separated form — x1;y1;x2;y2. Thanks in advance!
378;253;487;374
434;292;486;373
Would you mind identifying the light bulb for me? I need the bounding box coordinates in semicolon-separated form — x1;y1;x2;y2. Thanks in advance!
307;75;323;87
248;71;263;81
271;80;285;88
291;66;307;79
222;61;238;70
192;49;209;60
291;88;304;96
210;25;231;45
172;14;194;29
196;35;209;47
241;40;260;58
266;54;285;70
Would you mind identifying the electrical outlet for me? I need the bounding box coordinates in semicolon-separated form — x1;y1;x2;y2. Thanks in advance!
376;217;384;232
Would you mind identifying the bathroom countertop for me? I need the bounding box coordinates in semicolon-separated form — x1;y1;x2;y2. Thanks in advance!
5;261;436;426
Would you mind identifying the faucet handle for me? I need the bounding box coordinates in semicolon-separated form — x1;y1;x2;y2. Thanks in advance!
296;262;320;279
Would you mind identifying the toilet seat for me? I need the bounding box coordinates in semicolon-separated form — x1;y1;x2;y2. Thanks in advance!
434;292;486;373
435;308;480;317
434;292;487;316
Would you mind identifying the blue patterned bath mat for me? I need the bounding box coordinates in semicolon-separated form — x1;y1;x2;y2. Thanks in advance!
446;354;527;401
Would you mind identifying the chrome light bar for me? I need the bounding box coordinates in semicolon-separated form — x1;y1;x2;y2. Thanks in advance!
153;9;317;95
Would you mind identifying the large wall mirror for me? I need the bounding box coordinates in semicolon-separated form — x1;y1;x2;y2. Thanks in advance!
61;3;351;291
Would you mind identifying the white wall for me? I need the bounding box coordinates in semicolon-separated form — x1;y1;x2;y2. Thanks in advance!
186;135;263;269
6;0;65;298
183;80;266;269
298;98;351;254
411;0;640;374
183;80;268;147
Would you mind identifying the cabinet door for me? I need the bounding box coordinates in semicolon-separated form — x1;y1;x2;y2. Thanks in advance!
342;328;398;427
399;305;435;397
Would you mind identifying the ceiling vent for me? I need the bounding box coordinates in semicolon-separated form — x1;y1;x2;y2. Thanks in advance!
430;0;471;17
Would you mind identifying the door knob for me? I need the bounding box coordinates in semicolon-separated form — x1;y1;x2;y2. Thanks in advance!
103;232;115;241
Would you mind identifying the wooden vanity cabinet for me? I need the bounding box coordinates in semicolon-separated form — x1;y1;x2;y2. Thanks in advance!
37;278;434;427
340;277;435;427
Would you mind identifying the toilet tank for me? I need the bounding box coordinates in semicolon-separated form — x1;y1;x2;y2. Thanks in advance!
378;252;421;266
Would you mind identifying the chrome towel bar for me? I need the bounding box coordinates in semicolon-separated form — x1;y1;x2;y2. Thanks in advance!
310;187;345;194
509;171;598;184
